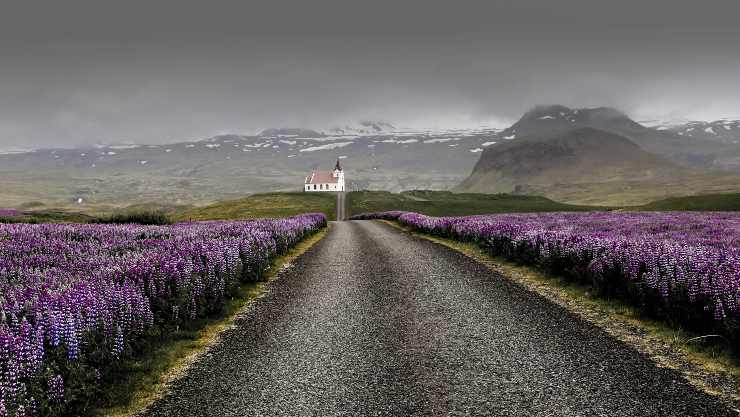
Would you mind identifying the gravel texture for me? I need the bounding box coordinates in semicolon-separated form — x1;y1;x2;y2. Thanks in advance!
143;220;735;417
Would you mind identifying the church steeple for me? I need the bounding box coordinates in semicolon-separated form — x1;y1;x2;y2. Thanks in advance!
334;159;342;171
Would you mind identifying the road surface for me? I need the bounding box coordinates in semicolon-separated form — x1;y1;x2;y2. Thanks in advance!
336;191;345;221
144;221;733;417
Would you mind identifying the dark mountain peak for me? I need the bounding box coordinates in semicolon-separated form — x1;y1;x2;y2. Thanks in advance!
518;105;631;125
459;126;684;201
504;105;645;140
520;104;574;121
492;127;640;154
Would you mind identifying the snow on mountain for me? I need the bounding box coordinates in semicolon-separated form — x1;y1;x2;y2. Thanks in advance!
653;119;740;144
326;121;396;136
299;142;354;152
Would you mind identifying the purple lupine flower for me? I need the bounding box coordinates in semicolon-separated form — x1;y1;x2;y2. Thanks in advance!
0;213;326;416
355;210;740;324
47;375;64;403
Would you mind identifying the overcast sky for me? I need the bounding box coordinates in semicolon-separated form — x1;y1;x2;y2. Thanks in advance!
1;0;739;149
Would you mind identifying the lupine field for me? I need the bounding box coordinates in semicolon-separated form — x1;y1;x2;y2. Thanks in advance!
352;211;740;347
0;210;22;218
0;214;326;417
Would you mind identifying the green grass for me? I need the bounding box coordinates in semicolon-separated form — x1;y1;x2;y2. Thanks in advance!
0;210;95;224
4;190;738;226
95;210;173;225
174;192;338;221
635;193;740;211
346;190;604;217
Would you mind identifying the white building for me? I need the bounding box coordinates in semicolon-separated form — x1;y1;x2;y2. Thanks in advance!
305;159;345;192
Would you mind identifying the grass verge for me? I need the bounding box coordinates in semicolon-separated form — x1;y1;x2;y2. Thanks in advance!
380;220;740;409
91;226;329;417
174;192;338;222
346;190;602;218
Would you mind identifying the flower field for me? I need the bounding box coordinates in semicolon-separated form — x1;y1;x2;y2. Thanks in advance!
352;211;739;346
0;214;326;416
0;210;22;218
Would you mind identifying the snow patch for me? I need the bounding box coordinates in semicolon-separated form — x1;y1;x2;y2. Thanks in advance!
423;137;461;144
299;142;354;152
481;141;497;146
380;139;418;144
469;148;483;153
503;135;516;140
704;127;716;134
107;144;141;150
0;148;37;155
538;115;555;120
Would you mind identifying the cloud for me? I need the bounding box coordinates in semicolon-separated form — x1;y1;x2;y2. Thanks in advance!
0;1;739;149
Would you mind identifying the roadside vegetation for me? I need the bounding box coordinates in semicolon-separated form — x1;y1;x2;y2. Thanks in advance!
3;191;738;226
0;215;327;416
173;192;338;221
355;211;739;348
346;190;603;218
636;193;740;211
356;212;740;365
95;210;173;225
382;221;739;402
0;210;95;224
91;226;329;417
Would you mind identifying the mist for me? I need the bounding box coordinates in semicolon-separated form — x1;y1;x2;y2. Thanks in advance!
1;0;739;149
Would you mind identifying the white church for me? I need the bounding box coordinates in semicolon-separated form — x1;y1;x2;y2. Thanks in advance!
304;159;345;192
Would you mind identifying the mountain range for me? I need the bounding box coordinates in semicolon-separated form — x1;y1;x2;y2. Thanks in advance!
647;119;740;145
1;109;739;210
458;106;740;204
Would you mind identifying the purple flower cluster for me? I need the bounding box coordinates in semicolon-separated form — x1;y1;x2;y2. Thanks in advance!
356;211;739;340
0;213;326;416
0;210;22;218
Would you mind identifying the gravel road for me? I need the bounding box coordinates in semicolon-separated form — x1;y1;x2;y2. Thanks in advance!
143;221;735;417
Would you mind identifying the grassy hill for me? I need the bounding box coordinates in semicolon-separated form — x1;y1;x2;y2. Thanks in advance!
0;210;95;224
346;190;601;217
174;192;338;221
635;193;740;211
5;191;738;225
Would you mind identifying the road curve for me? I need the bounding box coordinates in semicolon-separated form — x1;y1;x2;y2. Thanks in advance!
143;221;734;417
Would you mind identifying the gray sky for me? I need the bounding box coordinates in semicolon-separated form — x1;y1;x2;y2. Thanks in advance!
1;0;740;149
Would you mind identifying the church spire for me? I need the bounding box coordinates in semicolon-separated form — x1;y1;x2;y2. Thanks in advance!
335;159;342;171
